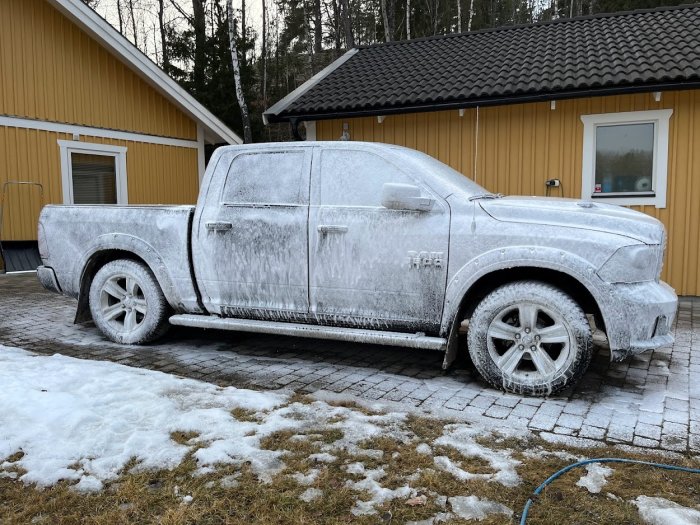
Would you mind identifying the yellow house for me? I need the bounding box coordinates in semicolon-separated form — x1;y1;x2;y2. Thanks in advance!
264;5;700;296
0;0;241;271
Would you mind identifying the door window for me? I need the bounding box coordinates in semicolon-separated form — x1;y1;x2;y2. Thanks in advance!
222;151;307;205
319;149;414;207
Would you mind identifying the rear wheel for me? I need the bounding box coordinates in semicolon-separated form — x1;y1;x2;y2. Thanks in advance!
467;280;592;396
89;259;170;344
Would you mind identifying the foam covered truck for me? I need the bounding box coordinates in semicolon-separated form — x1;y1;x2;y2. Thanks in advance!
37;142;677;395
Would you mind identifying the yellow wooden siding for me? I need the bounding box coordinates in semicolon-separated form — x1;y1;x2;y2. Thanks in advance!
0;126;199;241
0;0;196;140
317;90;700;295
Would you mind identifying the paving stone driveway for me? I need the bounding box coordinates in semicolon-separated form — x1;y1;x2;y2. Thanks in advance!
1;273;698;453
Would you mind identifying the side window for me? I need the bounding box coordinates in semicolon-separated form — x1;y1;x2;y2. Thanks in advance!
222;151;307;205
320;149;414;207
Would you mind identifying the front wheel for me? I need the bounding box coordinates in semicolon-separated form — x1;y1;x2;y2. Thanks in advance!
467;281;593;396
89;259;170;344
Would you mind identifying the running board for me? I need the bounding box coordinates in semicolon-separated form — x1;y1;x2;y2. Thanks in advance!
169;314;447;351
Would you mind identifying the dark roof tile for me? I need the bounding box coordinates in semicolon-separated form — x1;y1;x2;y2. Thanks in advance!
265;4;700;122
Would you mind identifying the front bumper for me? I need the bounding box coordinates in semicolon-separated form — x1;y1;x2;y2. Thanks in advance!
604;280;677;361
37;265;62;294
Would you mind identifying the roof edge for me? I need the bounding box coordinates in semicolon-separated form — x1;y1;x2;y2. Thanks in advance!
48;0;242;145
263;48;359;125
266;81;700;123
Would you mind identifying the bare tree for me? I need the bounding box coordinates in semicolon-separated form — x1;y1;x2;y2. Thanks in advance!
226;0;252;143
261;0;268;107
157;0;169;69
457;0;461;32
467;0;474;30
314;0;322;53
406;0;410;39
127;0;139;48
339;0;354;48
117;0;124;34
381;0;391;41
192;0;207;94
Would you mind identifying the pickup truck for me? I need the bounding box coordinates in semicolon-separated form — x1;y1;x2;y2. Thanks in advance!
37;141;677;396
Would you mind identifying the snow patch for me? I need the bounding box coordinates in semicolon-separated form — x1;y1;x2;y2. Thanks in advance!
633;496;700;525
0;347;406;491
299;488;323;502
448;495;513;520
433;424;521;487
575;463;614;494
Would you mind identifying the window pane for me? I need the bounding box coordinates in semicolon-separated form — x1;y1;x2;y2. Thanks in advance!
320;150;412;207
71;153;117;204
594;123;654;194
222;151;306;205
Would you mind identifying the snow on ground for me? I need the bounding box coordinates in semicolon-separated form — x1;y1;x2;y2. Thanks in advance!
575;463;614;494
0;345;523;503
633;496;700;525
0;346;409;491
433;424;522;487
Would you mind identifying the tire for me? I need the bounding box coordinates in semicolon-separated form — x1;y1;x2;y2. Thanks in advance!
89;259;170;344
467;280;592;396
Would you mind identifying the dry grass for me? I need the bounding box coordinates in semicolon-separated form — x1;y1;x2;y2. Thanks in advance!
1;412;698;525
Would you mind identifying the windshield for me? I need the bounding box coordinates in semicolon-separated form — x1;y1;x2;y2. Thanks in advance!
393;147;488;197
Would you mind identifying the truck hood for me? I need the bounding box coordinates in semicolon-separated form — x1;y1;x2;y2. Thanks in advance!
479;196;664;245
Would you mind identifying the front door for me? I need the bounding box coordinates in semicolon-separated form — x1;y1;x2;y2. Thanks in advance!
309;148;450;333
193;147;312;319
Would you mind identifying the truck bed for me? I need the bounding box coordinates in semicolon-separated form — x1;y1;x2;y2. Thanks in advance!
38;205;201;313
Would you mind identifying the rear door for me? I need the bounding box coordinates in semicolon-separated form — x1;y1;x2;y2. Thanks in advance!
193;147;312;319
309;147;450;333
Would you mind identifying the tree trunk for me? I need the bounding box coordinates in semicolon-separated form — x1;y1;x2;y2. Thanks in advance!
116;0;124;34
127;0;138;48
457;0;461;32
157;0;169;69
406;0;410;39
340;0;354;48
226;0;252;144
380;0;391;42
314;0;322;53
241;0;247;67
192;0;206;96
331;0;342;50
467;0;474;30
261;0;268;107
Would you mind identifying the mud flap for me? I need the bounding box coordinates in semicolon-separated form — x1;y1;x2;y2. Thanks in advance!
441;319;461;370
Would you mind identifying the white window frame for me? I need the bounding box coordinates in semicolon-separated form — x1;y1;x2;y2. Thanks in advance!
580;109;673;208
58;140;128;205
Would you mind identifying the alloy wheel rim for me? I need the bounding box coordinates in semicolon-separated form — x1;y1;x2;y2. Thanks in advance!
486;302;575;384
99;274;148;333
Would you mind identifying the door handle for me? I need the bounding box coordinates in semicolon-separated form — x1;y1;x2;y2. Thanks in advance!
205;221;233;231
318;225;348;234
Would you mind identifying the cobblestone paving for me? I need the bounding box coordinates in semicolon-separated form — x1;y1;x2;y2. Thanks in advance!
1;273;698;453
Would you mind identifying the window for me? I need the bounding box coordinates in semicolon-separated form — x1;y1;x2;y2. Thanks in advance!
58;141;127;204
320;149;414;207
222;151;307;205
580;109;672;208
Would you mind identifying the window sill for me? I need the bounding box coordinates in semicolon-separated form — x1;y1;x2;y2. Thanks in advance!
588;194;664;208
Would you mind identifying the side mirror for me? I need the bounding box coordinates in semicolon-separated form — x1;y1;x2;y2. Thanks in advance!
381;183;434;212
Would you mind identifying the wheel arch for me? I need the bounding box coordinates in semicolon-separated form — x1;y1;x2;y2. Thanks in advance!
74;236;179;323
440;255;607;370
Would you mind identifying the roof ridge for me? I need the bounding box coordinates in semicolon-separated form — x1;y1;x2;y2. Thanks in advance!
355;3;700;50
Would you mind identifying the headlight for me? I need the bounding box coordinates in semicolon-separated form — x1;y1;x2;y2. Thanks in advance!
597;244;662;283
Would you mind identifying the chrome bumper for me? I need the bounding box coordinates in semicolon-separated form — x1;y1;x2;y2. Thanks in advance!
36;265;62;294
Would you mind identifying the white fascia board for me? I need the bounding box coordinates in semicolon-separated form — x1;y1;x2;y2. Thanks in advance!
0;115;200;148
48;0;242;146
263;48;360;124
